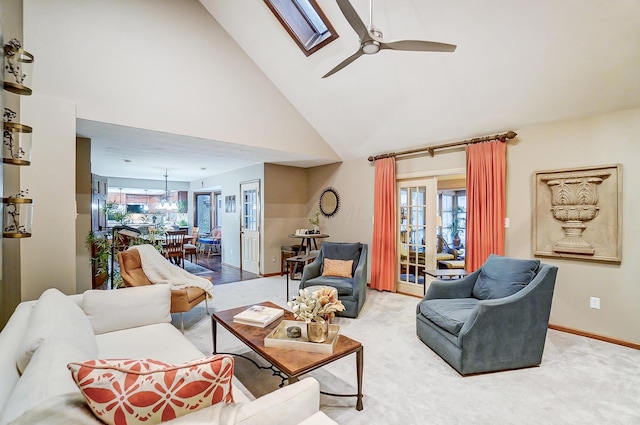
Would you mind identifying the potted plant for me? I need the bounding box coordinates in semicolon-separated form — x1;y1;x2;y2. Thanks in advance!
447;206;466;248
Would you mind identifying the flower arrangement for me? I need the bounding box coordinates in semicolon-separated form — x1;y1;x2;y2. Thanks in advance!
288;287;345;323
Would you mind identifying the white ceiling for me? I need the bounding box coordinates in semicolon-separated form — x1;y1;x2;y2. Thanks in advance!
81;0;640;183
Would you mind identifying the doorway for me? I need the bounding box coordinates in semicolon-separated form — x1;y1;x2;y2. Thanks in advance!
397;177;437;296
240;180;260;275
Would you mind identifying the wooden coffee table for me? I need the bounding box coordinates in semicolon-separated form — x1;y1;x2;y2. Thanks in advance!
211;301;364;410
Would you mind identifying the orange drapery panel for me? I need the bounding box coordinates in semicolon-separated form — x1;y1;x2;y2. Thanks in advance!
466;141;506;272
370;157;397;292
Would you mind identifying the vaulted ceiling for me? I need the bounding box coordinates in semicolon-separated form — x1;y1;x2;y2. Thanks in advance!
33;0;640;182
203;0;640;160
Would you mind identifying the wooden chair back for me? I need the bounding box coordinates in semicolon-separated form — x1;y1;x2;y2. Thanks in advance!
163;230;186;267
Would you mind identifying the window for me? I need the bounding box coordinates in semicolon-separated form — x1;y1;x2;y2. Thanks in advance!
264;0;338;56
194;193;212;235
438;190;466;248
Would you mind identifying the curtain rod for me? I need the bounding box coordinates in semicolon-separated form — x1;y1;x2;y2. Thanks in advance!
367;130;517;162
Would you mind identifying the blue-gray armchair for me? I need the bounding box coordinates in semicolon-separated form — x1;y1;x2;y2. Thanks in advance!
299;242;368;318
416;254;558;375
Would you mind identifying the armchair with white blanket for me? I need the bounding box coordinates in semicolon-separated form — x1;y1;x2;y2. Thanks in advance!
118;244;214;332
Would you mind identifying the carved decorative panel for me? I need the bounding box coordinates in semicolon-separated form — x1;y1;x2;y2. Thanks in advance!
533;165;621;263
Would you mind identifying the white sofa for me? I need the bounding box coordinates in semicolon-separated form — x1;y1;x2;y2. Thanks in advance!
0;285;337;425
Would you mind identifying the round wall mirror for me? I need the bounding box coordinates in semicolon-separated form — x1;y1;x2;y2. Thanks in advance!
319;187;340;218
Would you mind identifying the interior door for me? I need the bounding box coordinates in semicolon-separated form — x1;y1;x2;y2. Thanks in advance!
397;177;437;296
240;180;260;275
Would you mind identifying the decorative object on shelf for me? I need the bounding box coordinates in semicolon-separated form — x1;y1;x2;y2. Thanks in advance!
155;170;178;210
534;164;622;264
3;108;32;165
318;187;340;218
3;189;33;238
3;38;34;96
308;209;321;232
288;287;345;343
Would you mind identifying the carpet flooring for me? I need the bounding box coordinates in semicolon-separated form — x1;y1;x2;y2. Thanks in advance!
178;276;640;425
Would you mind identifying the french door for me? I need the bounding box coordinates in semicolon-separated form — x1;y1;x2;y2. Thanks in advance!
397;177;438;296
240;180;260;275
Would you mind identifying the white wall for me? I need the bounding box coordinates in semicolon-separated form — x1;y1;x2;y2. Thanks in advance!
20;95;77;300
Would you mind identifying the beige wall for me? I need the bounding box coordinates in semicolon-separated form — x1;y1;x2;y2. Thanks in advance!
307;108;640;344
23;0;338;163
506;107;640;343
20;95;77;300
263;164;307;276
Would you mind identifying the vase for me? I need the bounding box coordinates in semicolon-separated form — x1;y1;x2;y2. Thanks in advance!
306;321;329;343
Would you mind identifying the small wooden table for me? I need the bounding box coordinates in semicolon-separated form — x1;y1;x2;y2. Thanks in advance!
211;302;364;410
422;269;469;295
288;233;329;254
285;254;317;300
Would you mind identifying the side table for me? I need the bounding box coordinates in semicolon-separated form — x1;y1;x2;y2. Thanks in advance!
285;254;317;300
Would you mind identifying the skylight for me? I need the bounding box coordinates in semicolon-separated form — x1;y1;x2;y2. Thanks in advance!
264;0;338;56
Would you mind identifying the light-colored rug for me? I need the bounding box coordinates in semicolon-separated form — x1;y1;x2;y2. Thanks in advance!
177;276;640;425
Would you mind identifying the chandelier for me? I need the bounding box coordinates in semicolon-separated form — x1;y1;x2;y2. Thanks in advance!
155;170;178;210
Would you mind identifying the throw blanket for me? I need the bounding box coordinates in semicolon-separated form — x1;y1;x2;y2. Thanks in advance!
131;244;214;299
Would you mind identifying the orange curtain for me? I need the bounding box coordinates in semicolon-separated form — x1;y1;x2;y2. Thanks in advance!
465;141;506;272
370;157;397;292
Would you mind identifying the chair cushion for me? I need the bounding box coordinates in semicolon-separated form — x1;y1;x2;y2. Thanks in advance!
321;259;353;278
320;243;361;275
472;254;540;300
419;298;479;336
67;355;235;425
304;276;354;296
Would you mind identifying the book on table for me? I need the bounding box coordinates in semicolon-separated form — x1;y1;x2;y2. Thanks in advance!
233;305;284;328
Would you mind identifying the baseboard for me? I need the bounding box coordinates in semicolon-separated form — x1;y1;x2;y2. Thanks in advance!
262;272;282;277
549;324;640;350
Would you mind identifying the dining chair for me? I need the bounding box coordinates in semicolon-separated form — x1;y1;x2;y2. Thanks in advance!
163;230;186;267
183;227;199;264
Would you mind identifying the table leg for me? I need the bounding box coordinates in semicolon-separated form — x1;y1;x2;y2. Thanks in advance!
286;267;290;301
211;316;218;354
356;346;364;411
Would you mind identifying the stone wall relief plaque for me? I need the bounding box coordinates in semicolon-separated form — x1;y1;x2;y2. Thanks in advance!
533;164;621;263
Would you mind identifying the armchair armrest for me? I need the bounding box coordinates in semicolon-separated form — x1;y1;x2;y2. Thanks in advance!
351;244;368;299
422;269;480;302
458;265;557;346
301;255;322;283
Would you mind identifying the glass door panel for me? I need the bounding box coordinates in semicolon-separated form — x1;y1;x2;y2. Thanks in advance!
397;177;437;296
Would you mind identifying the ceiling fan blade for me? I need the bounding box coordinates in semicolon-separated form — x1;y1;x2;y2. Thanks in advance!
381;39;457;53
336;0;372;42
322;49;364;78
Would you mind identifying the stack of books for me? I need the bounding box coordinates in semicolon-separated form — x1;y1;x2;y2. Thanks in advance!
233;305;284;328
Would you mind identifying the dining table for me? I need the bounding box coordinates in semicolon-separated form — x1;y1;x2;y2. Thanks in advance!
287;233;329;254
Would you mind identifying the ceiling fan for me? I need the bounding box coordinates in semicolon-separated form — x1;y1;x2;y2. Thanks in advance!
323;0;456;78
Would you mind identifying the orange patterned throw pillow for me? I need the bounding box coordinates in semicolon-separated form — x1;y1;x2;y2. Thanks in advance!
67;355;234;425
322;258;354;278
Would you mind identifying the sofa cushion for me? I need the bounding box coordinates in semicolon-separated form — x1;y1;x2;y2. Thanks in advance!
320;243;361;275
472;254;540;300
0;338;93;425
16;288;98;374
83;284;172;335
321;259;353;278
419;298;479;336
68;355;235;425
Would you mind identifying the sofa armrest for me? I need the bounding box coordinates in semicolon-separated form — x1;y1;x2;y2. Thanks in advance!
236;377;321;425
